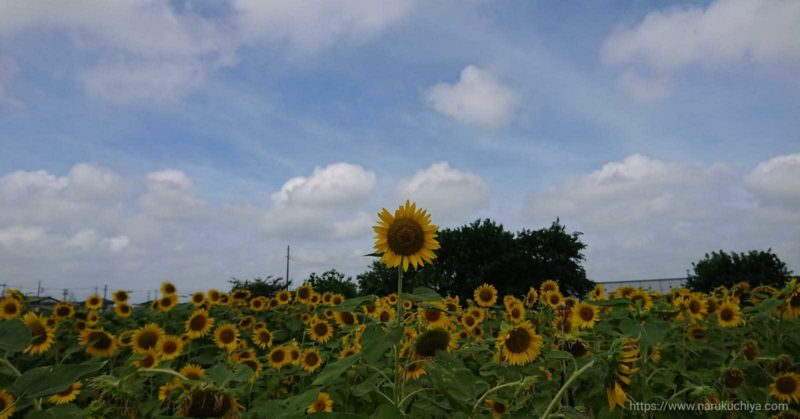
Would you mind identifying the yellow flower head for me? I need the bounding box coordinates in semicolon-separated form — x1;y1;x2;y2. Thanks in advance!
373;200;439;272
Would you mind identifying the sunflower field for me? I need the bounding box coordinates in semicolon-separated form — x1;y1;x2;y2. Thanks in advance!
0;202;799;419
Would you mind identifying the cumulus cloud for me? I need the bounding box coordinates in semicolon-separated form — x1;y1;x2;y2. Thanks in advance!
745;153;800;207
528;153;800;281
396;161;488;223
263;163;376;237
425;65;518;129
616;70;671;103
601;0;800;100
0;0;413;104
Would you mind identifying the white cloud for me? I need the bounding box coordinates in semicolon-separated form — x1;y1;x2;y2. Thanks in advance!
0;0;413;104
601;0;800;100
263;163;376;238
616;70;671;103
528;153;800;281
396;161;488;223
0;225;46;248
232;0;415;53
140;169;206;220
425;65;518;129
745;153;800;207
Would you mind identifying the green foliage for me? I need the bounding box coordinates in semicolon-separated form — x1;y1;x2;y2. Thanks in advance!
686;249;793;292
357;218;594;299
14;361;106;398
229;275;288;297
0;318;31;355
306;269;358;298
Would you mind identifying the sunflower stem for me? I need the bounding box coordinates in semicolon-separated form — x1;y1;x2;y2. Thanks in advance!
140;368;190;382
394;266;404;408
471;378;532;414
0;357;21;377
541;360;595;419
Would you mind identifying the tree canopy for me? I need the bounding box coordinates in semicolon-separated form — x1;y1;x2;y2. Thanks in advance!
357;218;594;300
685;249;793;292
306;269;358;298
228;275;288;297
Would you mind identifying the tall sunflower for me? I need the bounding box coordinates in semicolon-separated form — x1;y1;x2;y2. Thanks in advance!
572;302;599;329
267;346;290;369
114;303;132;318
85;294;103;310
157;335;184;361
252;328;273;349
179;364;206;381
0;298;22;319
474;284;498;307
496;321;543;366
307;317;333;344
52;302;74;320
301;348;324;373
373;200;439;272
717;300;744;328
48;382;82;405
112;290;129;304
160;281;177;295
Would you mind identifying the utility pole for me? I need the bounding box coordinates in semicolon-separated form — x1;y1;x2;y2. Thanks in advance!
286;245;290;289
146;290;151;302
37;280;42;297
103;284;108;301
62;288;68;302
1;283;6;296
94;285;99;296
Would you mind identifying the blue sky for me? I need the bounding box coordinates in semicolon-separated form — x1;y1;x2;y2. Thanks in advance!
1;0;798;301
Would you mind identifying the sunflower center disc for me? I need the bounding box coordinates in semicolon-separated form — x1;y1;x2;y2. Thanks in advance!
777;376;796;394
505;328;531;353
387;218;425;256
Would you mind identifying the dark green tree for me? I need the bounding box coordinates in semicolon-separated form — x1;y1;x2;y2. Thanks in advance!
228;275;288;297
686;249;792;292
356;218;593;300
306;269;358;298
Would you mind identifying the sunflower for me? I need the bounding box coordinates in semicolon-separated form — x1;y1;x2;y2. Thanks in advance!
307;392;334;414
0;390;15;419
377;308;395;323
179;364;206;381
86;310;100;326
503;304;526;324
288;342;302;365
742;340;759;361
301;348;324;373
405;358;427;380
686;294;708;320
687;325;708;343
22;312;55;355
717;300;744;328
373;200;439;272
333;311;358;328
83;294;102;310
722;368;745;390
185;309;214;339
474;284;498;307
213;324;239;352
79;329;117;357
47;382;82;405
295;284;313;304
307;317;334;344
111;290;128;304
496;321;542;366
542;290;564;309
628;290;653;311
415;328;456;357
190;292;205;307
339;345;360;359
160;281;177;295
607;338;640;411
607;381;627;411
0;299;21;320
158;293;179;312
158;385;174;401
157;335;184;361
461;313;478;330
132;323;165;354
275;290;292;305
178;388;239;418
331;294;345;306
238;316;255;331
572;302;599;329
134;350;161;369
206;289;220;305
268;346;290;369
540;279;560;295
485;399;507;419
114;303;132;318
52;302;74;320
590;284;606;300
770;373;800;404
418;303;451;329
252;328;273;349
250;296;268;312
524;287;539;308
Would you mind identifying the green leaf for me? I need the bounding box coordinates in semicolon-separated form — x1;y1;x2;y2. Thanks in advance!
402;287;442;302
361;325;403;365
372;403;404;419
206;363;253;387
544;350;574;361
594;298;630;307
311;354;360;386
15;361;106;398
0;319;31;354
332;295;376;312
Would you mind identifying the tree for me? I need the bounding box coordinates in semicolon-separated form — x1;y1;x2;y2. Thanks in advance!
306;269;358;298
356;218;594;300
229;275;288;297
686;249;793;292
